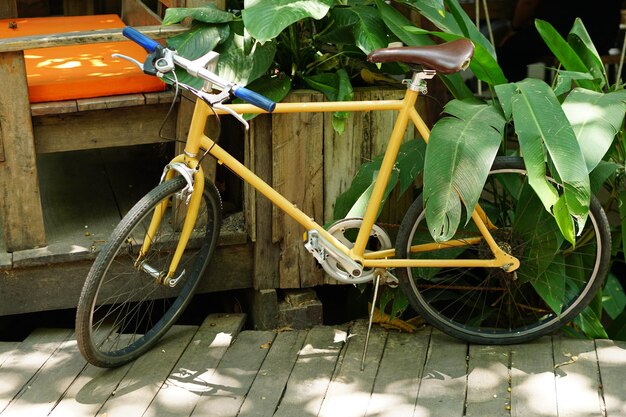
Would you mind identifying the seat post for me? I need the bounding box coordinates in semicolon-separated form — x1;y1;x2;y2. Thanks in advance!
404;69;437;94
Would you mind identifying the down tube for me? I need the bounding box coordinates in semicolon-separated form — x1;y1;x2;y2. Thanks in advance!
204;137;352;257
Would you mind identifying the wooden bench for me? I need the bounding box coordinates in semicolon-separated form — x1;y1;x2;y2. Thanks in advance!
0;1;192;253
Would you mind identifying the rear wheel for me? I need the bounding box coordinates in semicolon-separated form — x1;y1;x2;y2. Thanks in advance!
395;156;610;344
76;176;222;367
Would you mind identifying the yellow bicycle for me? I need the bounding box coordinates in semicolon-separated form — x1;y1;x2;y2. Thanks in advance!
76;27;611;368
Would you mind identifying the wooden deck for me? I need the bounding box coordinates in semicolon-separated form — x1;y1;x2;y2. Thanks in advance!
1;314;625;417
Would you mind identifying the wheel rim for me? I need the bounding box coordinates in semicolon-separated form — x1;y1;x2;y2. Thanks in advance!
87;180;217;361
401;166;605;340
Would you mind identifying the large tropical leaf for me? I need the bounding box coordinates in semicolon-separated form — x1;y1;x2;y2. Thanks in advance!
215;30;277;86
347;5;389;55
567;19;607;89
508;78;590;244
562;89;626;173
423;99;504;241
603;273;626;320
242;0;334;43
167;22;230;60
162;5;234;25
535;19;598;91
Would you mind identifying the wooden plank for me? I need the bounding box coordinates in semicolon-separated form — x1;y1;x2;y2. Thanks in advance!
189;330;276;417
0;51;46;251
76;93;146;111
0;342;19;368
366;328;431;417
272;91;325;288
48;359;133;417
30;100;78;117
1;333;88;417
33;103;176;153
510;337;557;417
238;330;308;417
1;243;253;316
0;328;73;413
246;114;281;289
273;325;347;417
97;325;198;417
594;339;626;416
0;25;188;53
318;320;388;417
552;336;604;417
145;90;177;105
323;90;371;224
465;344;512;416
414;330;467;417
143;314;246;417
122;0;163;27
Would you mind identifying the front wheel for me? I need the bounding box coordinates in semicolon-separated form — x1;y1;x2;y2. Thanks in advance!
76;176;222;367
395;156;611;344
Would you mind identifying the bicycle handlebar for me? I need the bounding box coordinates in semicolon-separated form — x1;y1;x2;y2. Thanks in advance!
122;26;276;113
122;27;160;53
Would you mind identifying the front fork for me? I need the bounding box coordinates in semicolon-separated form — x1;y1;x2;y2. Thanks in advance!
135;154;205;286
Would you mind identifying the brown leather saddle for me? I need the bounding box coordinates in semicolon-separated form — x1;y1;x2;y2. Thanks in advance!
367;38;474;74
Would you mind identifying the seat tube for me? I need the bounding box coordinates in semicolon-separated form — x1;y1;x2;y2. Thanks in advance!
352;88;420;257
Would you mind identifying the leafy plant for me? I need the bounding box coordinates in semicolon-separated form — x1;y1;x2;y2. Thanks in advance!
335;4;626;338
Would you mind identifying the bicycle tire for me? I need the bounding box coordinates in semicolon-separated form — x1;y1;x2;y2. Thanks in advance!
395;156;610;344
76;176;222;367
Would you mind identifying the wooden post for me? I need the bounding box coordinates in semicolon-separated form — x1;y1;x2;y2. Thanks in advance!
272;91;325;288
63;0;95;15
0;1;17;18
0;51;47;251
245;114;281;290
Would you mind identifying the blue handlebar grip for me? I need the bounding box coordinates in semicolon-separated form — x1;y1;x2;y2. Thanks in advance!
122;27;160;53
233;86;276;113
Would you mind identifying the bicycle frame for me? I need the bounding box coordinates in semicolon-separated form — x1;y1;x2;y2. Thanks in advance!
144;72;519;281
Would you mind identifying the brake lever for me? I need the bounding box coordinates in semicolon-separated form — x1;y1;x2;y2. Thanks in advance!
213;102;249;130
112;53;144;71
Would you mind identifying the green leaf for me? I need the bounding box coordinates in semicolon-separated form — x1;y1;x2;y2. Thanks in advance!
568;18;607;89
510;78;590;243
333;140;426;220
589;161;620;194
535;19;598;90
553;70;595;96
242;0;334;43
494;83;517;120
424;99;505;241
607;310;626;341
167;22;229;60
514;181;561;282
620;188;626;264
163;5;234;25
603;273;626;320
375;0;431;47
215;30;277;86
349;5;389;55
573;304;608;339
531;260;566;315
562;89;626;173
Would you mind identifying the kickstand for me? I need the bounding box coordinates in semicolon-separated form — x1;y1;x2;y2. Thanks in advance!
361;272;381;371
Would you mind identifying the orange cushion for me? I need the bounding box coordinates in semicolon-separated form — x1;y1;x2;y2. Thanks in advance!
0;14;165;103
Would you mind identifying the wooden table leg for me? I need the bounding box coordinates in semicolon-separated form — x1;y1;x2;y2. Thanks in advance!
0;51;47;251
